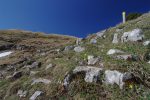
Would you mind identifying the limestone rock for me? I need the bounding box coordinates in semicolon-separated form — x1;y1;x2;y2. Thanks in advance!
64;45;74;51
88;55;100;65
107;49;124;55
104;70;124;89
73;66;103;83
143;41;150;46
13;71;22;79
121;29;144;42
31;78;51;85
0;51;13;58
45;64;54;70
29;91;43;100
17;90;27;98
96;30;106;37
90;38;97;44
26;62;41;69
112;33;118;44
115;54;132;60
74;46;85;53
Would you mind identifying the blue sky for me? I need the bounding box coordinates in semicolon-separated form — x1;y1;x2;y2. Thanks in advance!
0;0;149;37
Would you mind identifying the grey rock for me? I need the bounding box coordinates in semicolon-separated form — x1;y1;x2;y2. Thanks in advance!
74;46;85;53
26;62;41;69
96;30;106;37
17;90;27;98
123;72;134;82
45;64;54;70
90;39;97;44
104;70;124;89
76;38;82;45
88;55;99;65
121;29;144;42
73;66;103;83
12;71;22;79
30;71;39;76
143;41;150;46
107;49;124;55
112;33;118;44
115;54;132;60
63;74;70;88
29;91;43;100
31;78;51;85
64;45;74;51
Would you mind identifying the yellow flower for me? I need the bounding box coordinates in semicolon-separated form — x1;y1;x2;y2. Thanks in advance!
129;84;133;89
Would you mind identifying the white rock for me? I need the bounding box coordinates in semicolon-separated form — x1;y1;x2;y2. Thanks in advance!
63;74;70;88
31;78;51;85
76;38;82;45
17;90;27;98
115;54;132;60
107;49;124;55
29;91;43;100
148;61;150;64
73;66;103;83
112;33;118;44
0;51;12;58
104;70;124;89
143;41;150;46
88;55;99;65
90;39;97;44
45;64;53;70
96;30;106;37
74;46;85;53
121;29;144;42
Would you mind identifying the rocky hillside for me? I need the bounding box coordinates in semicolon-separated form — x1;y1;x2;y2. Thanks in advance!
0;13;150;100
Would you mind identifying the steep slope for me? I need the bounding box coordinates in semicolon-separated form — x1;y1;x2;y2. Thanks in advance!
0;13;150;100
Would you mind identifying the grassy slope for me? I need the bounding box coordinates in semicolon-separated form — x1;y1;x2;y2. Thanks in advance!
0;13;150;100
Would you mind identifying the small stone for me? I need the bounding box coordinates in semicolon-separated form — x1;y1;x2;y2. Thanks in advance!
17;90;27;98
26;62;41;69
64;45;74;51
104;70;124;89
107;49;124;55
74;46;85;53
88;55;99;65
90;39;97;44
96;30;106;37
29;91;43;100
45;64;54;70
12;71;22;79
143;41;150;46
112;33;118;44
31;78;51;85
115;54;132;61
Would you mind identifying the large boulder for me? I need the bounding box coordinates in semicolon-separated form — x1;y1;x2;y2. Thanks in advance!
104;70;134;89
73;66;103;83
63;66;103;88
104;70;124;89
121;29;144;42
74;46;85;53
107;49;124;55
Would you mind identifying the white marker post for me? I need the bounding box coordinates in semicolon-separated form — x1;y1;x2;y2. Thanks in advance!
122;12;126;23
